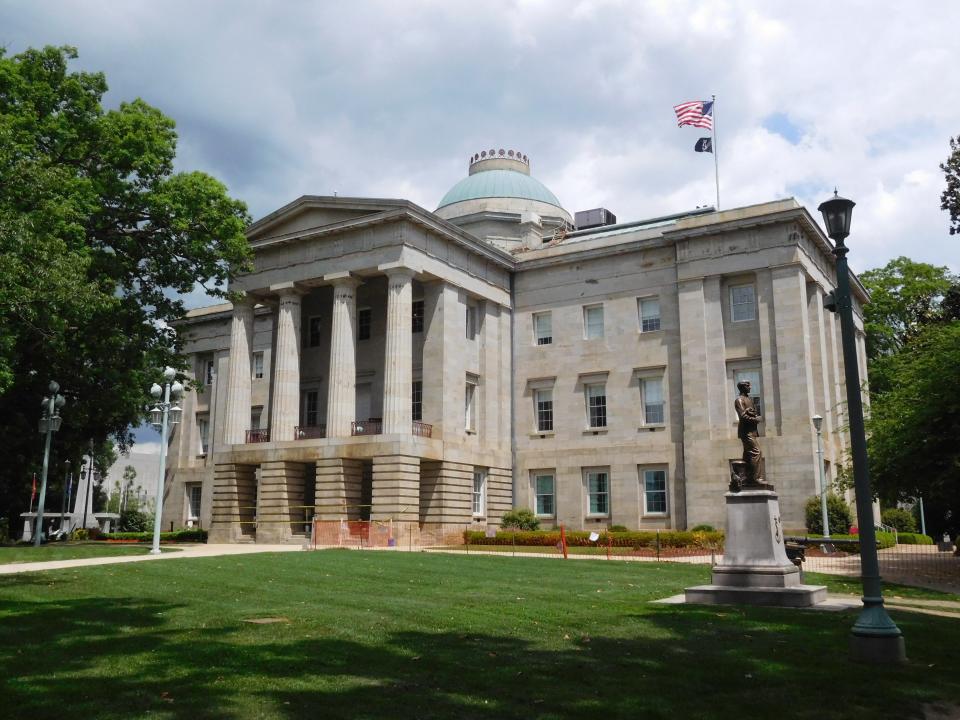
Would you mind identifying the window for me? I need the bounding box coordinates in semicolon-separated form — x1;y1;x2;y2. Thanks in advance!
642;377;664;424
586;383;607;428
412;380;423;422
533;312;552;345
308;316;322;347
586;470;609;516
303;390;319;427
733;368;763;417
187;484;202;521
642;469;668;515
472;470;486;517
584;304;604;339
465;380;477;432
535;388;553;432
730;284;756;322
412;300;424;333
357;308;371;341
252;351;264;379
196;414;209;455
251;407;263;430
639;298;661;332
465;303;477;340
202;358;215;386
534;473;555;516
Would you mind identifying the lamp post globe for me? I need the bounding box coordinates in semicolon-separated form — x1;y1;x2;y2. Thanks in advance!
149;369;181;555
819;191;904;663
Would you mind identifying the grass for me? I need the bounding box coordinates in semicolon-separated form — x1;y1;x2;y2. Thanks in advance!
0;542;176;565
0;550;958;720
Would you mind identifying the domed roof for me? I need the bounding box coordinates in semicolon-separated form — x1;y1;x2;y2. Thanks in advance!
437;169;564;211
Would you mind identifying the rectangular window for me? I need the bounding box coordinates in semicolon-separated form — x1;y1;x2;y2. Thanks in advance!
188;485;202;520
304;390;319;426
412;380;423;422
586;383;607;428
465;303;476;340
642;377;664;425
643;469;668;515
472;470;486;517
730;284;756;322
308;316;323;347
535;388;554;432
252;351;264;380
535;473;555;516
357;308;371;341
197;414;209;455
465;381;476;432
584;304;604;339
412;300;424;333
586;470;609;516
733;368;763;416
639;298;661;332
251;407;263;431
204;358;215;386
533;312;552;345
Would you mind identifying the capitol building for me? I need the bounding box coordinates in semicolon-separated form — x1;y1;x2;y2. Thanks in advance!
162;148;867;543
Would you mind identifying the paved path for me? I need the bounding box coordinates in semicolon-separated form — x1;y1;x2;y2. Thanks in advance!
0;543;305;575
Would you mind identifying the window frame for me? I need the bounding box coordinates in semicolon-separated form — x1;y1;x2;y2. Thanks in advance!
196;413;209;456
534;387;554;433
465;302;477;340
731;366;764;419
464;379;477;432
412;379;423;423
202;358;215;387
303;389;320;427
533;472;556;517
730;283;756;323
307;315;323;347
641;468;669;517
357;307;372;341
472;469;486;517
252;351;264;380
584;468;610;517
187;484;202;521
641;375;665;426
533;311;552;346
583;303;604;340
412;300;425;334
585;382;607;429
638;297;661;333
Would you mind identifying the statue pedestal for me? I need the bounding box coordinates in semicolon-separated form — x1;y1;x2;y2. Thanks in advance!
685;490;826;608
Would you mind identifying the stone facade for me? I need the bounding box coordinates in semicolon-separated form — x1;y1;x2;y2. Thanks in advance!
161;153;866;542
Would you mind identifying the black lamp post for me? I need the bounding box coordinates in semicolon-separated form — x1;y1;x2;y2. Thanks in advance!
818;190;905;663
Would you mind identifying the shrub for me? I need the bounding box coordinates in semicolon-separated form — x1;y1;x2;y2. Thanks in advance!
896;532;933;545
99;528;207;543
690;524;715;532
608;524;629;532
881;507;917;534
804;531;897;551
118;509;150;532
69;527;101;541
501;508;540;531
805;494;853;535
464;529;724;549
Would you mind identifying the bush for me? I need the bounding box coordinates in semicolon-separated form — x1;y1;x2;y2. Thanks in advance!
69;527;101;541
608;524;629;532
896;532;933;545
99;528;207;543
464;529;724;550
881;507;917;534
803;531;897;551
805;494;853;535
118;509;150;532
501;508;540;531
690;524;715;532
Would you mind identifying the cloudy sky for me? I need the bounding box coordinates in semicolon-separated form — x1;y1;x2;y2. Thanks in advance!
4;0;958;283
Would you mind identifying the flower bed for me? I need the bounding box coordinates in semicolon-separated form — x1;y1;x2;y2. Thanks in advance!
464;529;724;550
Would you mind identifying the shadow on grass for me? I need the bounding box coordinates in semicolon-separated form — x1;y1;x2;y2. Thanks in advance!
1;585;959;720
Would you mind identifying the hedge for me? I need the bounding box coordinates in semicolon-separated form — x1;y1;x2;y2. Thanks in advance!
99;529;208;543
464;529;724;549
895;532;934;545
803;531;897;551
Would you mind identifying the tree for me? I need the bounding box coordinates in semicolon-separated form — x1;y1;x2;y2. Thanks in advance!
942;134;960;235
804;494;854;535
0;46;251;531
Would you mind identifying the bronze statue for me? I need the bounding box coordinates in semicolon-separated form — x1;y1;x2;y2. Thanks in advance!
731;380;771;491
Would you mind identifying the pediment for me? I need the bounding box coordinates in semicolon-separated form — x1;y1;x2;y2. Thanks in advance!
246;196;407;244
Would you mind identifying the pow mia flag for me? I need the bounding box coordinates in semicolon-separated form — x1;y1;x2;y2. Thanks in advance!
694;137;713;153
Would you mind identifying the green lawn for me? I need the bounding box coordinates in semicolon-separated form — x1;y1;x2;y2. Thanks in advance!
1;551;957;720
0;542;176;565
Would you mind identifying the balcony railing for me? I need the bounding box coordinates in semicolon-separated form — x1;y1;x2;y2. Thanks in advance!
412;421;433;438
245;428;270;443
351;419;383;436
295;425;327;440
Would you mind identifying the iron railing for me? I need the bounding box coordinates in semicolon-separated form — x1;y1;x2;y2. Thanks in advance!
294;425;327;440
351;419;383;436
245;428;270;443
412;421;433;438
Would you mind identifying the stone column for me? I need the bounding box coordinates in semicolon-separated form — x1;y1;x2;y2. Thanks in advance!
381;266;415;435
224;296;255;445
315;457;363;520
257;461;306;543
269;284;303;442
325;273;360;438
209;463;257;543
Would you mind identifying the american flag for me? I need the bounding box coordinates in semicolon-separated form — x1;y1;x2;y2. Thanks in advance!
673;100;714;130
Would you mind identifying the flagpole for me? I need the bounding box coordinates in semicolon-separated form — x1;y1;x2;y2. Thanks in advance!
712;94;720;211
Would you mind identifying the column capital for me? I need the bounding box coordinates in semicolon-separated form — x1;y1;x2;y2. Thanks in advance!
377;263;418;282
269;282;307;298
323;271;362;289
229;293;257;310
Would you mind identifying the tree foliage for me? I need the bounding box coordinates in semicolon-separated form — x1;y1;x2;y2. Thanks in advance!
0;46;251;529
942;134;960;235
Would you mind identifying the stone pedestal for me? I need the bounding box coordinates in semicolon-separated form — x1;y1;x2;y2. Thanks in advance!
686;490;826;607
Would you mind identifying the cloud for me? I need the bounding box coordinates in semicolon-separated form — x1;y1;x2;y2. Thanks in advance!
2;0;957;286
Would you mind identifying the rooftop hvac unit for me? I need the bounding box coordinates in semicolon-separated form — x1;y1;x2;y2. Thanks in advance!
574;208;617;230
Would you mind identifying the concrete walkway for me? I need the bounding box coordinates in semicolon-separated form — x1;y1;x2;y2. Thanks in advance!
0;543;305;575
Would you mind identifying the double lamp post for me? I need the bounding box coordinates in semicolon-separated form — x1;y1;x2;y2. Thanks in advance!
148;367;183;555
818;191;905;663
34;381;66;547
